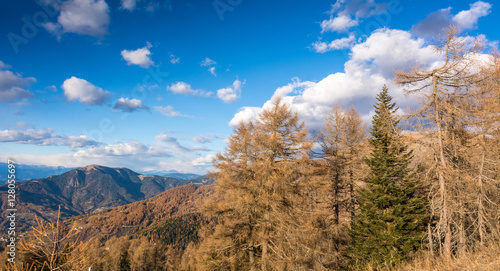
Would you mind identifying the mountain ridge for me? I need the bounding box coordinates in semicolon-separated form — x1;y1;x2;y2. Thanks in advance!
0;164;212;232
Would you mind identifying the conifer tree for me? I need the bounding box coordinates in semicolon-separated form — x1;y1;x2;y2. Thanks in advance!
119;250;131;271
197;98;337;270
349;86;428;268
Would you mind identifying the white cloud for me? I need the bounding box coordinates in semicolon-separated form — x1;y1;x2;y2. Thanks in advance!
0;140;214;174
121;42;154;68
191;154;215;167
74;140;171;157
113;98;149;112
313;34;356;53
154;105;191;117
230;28;440;128
412;1;491;38
0;61;11;69
154;133;177;143
313;0;391;53
321;15;359;33
216;79;243;103
119;0;170;12
0;128;100;148
229;106;261;126
201;58;218;76
452;1;491;30
170;54;180;64
167;81;213;97
209;67;217;77
200;57;217;66
62;76;109;105
44;0;110;39
120;0;137;11
0;62;36;102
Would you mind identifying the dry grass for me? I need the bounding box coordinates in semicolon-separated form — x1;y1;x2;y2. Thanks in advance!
397;245;500;271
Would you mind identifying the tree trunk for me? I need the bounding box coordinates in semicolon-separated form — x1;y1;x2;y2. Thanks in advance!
349;160;355;227
249;242;255;271
428;223;434;256
478;135;486;247
433;74;451;260
262;212;269;271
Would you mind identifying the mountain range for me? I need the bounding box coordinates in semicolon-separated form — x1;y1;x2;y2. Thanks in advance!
0;163;203;184
0;163;75;183
0;164;212;232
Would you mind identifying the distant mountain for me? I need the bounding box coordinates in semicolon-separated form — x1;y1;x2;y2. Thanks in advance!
0;163;74;183
0;165;214;232
163;173;201;180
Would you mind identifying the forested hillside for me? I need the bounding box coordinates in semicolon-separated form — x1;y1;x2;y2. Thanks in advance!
0;164;212;232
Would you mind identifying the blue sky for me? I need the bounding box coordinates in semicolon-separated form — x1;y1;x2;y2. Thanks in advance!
0;0;498;174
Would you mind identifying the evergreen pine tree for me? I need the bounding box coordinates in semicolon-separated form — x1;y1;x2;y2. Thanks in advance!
349;86;428;268
119;250;131;271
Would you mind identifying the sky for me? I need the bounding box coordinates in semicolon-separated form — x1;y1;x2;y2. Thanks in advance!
0;0;498;174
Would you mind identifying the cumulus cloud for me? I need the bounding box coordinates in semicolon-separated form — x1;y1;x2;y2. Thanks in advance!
318;0;388;34
0;128;100;148
452;1;491;29
167;82;213;97
229;106;262;126
231;28;439;128
43;0;110;39
412;1;491;38
113;98;149;112
0;62;36;102
62;76;109;105
313;34;356;53
313;0;392;52
121;42;154;68
154;105;191;117
321;15;358;33
74;140;171;157
216;79;243;103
